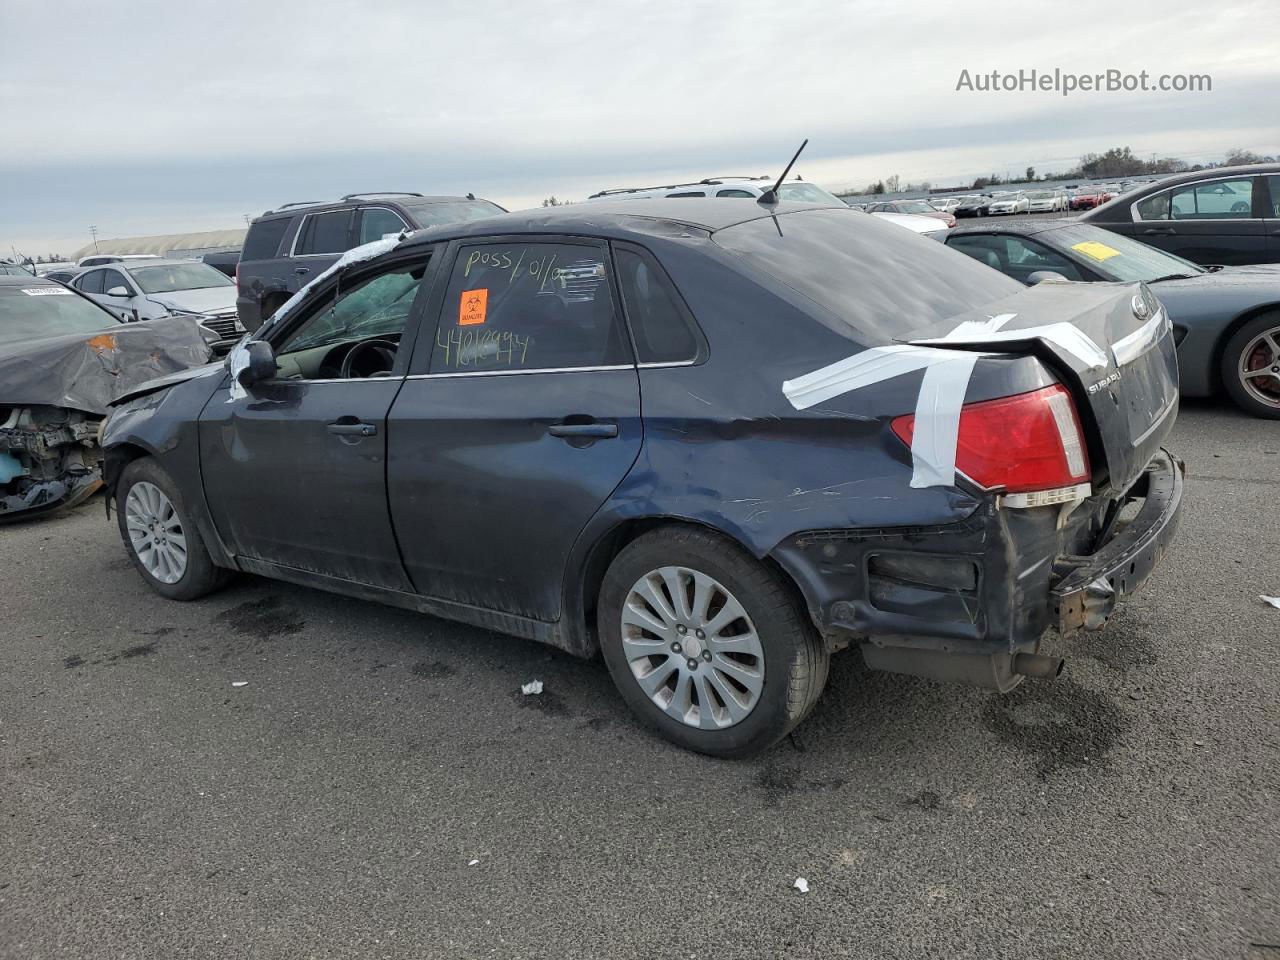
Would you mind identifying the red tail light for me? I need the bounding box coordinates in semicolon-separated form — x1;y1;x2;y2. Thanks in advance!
891;384;1090;493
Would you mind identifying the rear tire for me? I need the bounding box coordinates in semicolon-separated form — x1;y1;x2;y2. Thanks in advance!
597;526;828;758
1221;313;1280;419
116;458;230;600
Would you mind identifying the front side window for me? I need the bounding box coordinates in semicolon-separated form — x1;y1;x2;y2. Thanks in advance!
430;242;629;373
614;247;701;364
294;211;353;255
76;269;106;294
275;261;428;370
104;270;133;295
1169;179;1254;220
359;207;409;245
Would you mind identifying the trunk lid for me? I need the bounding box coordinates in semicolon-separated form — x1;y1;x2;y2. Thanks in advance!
907;280;1178;495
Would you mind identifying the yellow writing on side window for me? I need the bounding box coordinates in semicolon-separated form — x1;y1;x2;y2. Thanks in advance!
1071;240;1121;262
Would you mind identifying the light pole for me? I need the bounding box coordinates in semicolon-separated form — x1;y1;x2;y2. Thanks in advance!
89;225;99;252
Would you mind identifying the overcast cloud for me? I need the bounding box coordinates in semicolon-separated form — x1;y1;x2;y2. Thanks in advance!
1;0;1276;256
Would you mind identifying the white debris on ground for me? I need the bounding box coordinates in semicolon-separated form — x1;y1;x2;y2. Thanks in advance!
793;877;810;894
468;859;480;867
231;681;248;688
520;680;544;696
1261;595;1280;610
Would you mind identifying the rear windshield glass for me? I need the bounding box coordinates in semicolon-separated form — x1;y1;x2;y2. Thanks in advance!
243;217;291;260
0;286;118;346
399;198;505;228
713;207;1022;339
130;263;233;294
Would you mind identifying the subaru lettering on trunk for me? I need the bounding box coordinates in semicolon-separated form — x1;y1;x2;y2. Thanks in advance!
100;200;1183;757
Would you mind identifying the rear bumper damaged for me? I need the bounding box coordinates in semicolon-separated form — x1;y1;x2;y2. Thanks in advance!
771;447;1183;689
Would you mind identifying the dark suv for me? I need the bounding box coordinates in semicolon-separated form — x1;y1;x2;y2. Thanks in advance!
235;192;505;331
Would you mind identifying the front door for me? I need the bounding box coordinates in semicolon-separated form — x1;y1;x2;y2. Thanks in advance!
199;253;434;590
387;237;642;621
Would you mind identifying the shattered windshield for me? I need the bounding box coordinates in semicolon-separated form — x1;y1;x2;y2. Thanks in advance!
281;267;424;354
0;286;119;346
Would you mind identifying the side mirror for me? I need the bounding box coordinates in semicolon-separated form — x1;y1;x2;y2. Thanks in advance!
234;340;277;387
1027;270;1069;285
106;285;131;297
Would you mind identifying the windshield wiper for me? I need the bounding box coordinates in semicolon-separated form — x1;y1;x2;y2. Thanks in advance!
1147;273;1195;283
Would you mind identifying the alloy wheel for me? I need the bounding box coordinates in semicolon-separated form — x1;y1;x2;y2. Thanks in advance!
124;481;188;584
1238;325;1280;410
620;566;765;729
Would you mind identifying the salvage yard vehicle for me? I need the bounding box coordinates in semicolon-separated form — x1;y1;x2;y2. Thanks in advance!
235;193;507;333
987;191;1030;215
0;275;211;519
864;199;955;228
1025;189;1069;213
945;219;1280;418
954;194;996;218
1082;163;1280;266
71;259;243;354
102;199;1183;757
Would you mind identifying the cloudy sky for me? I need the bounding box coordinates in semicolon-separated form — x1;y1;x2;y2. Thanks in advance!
2;0;1276;258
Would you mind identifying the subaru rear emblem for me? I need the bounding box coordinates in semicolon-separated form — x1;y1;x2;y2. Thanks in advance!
1131;294;1151;321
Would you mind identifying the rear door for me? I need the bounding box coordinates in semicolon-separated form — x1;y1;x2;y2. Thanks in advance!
386;236;642;621
1131;176;1267;264
288;209;355;291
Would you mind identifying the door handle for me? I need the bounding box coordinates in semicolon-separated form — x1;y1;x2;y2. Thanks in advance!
295;267;310;276
548;422;618;439
1143;228;1176;236
327;420;377;437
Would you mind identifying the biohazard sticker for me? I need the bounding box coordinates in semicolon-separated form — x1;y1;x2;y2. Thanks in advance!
459;288;488;326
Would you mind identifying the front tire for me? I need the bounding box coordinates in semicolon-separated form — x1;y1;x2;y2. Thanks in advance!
597;526;829;758
116;458;230;600
1221;313;1280;419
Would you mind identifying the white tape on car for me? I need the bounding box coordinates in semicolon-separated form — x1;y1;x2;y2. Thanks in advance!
916;319;1107;370
909;352;980;488
226;342;250;402
781;344;967;412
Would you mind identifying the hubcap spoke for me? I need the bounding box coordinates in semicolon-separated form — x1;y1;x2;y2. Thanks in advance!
621;564;765;730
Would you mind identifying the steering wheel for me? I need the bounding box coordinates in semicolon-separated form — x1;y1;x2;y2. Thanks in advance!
339;339;397;379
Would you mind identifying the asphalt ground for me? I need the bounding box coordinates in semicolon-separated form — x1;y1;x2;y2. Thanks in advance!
2;397;1278;959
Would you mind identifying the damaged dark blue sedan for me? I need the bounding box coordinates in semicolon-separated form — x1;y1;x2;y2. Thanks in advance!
102;200;1183;756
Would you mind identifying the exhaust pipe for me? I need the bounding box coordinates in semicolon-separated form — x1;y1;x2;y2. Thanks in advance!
1011;653;1065;680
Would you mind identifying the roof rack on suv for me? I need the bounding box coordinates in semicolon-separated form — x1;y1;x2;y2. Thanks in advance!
268;200;326;213
340;192;425;200
698;176;770;184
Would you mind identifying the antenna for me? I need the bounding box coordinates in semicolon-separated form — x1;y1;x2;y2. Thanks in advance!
757;139;809;206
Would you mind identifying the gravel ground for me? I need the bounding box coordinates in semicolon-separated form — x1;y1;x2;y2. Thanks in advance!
1;398;1277;959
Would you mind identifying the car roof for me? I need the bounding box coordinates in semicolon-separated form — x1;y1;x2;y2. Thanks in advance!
395;198;847;249
949;218;1080;238
86;258;201;272
0;274;56;287
257;194;491;220
1120;163;1280;193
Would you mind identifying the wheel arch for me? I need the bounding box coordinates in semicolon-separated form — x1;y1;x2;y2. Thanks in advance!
564;514;816;658
1210;302;1280;394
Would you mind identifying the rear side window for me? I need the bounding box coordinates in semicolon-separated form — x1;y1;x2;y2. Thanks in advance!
294;211;353;255
243;217;291;260
716;189;755;198
430;242;631;373
1169;179;1254;220
614;247;701;363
